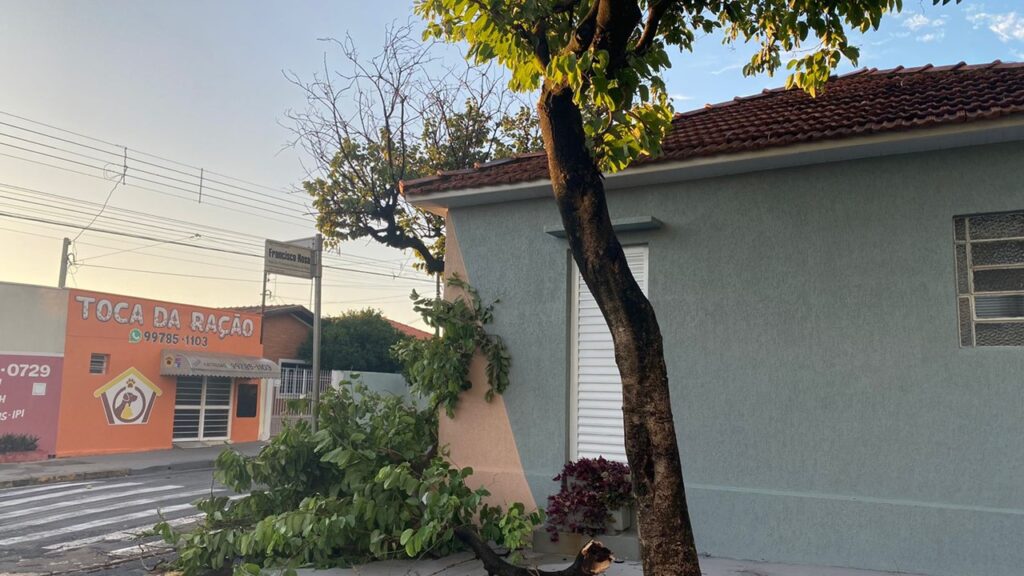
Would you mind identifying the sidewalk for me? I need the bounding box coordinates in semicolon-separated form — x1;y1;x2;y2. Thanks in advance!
296;552;926;576
0;441;264;488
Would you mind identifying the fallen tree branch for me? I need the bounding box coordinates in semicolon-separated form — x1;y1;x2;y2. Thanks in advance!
453;526;613;576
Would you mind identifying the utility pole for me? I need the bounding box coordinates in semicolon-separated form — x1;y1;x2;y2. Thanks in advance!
311;233;323;433
57;238;71;288
259;271;268;344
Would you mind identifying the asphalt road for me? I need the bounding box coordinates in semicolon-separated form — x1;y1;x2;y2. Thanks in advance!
0;468;237;575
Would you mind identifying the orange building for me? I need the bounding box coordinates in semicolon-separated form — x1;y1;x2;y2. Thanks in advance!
56;289;277;457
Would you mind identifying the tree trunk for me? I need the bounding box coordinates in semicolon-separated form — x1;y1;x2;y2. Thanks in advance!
537;83;701;576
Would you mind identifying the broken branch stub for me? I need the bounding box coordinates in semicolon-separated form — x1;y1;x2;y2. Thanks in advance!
453;526;613;576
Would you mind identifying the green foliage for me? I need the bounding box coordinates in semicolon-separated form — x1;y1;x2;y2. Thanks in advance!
417;0;959;173
393;276;511;417
153;381;540;574
299;308;406;373
0;433;38;453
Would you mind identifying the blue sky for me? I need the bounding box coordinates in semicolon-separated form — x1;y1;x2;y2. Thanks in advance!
0;1;1022;325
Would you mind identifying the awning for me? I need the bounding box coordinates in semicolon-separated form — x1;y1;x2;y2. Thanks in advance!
160;349;279;378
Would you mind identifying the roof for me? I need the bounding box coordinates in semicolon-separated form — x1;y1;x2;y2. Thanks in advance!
401;61;1024;196
388;319;432;340
224;304;314;325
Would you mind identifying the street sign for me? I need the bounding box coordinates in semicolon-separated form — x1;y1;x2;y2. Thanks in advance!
264;239;314;279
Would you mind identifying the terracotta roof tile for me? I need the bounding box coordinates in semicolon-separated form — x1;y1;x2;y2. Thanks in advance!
387;319;432;340
401;61;1024;196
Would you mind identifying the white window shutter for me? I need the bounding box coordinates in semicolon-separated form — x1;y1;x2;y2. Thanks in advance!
572;246;648;462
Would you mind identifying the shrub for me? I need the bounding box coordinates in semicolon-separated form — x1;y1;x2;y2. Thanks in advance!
153;381;541;574
0;434;38;454
545;457;633;541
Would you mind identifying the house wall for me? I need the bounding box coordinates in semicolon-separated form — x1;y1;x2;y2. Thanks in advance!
0;282;68;455
58;289;264;456
445;140;1024;576
261;313;310;363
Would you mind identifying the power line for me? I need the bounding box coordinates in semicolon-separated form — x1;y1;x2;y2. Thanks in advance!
0;151;312;227
0;181;436;280
76;263;263;283
0;110;300;204
0;210;435;284
0;140;311;220
0;136;308;213
72;179;120;242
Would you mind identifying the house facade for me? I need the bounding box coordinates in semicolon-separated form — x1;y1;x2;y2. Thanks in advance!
0;282;278;457
402;62;1024;576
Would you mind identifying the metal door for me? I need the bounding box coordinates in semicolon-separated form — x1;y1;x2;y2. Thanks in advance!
173;376;232;440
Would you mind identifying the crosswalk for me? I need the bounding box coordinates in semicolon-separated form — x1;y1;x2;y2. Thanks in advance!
0;472;236;565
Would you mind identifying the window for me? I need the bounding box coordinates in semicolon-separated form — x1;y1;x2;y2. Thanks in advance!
89;353;109;374
236;383;258;418
571;245;648;462
954;211;1024;346
279;361;312;396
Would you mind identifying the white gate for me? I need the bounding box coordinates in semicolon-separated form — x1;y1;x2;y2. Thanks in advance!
268;368;331;436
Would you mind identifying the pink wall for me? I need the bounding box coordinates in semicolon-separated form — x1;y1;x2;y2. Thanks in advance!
0;354;63;455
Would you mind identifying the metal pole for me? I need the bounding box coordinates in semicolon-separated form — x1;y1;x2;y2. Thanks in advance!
58;238;71;288
435;272;441;337
311;233;323;433
259;271;268;344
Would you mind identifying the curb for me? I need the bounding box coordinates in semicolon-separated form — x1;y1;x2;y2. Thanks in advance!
130;459;217;476
0;459;220;489
0;468;132;489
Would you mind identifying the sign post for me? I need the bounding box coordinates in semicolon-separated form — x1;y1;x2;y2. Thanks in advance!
263;237;322;431
311;234;323;433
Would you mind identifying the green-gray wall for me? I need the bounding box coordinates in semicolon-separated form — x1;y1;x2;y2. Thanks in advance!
449;140;1024;576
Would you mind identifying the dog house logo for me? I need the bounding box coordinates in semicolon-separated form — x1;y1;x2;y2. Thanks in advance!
93;367;163;425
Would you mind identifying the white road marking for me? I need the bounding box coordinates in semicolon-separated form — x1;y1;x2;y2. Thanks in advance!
0;482;90;498
43;513;204;553
28;493;243;551
0;488;215;533
0;502;194;546
0;482;141;509
0;484;187;522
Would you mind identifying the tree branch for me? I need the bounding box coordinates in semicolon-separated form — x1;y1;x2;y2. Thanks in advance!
453;527;614;576
634;0;675;55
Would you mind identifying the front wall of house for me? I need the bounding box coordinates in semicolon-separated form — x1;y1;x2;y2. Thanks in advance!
57;289;264;456
447;140;1024;576
0;283;68;455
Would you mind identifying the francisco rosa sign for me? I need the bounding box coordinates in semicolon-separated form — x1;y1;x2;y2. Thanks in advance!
265;239;314;279
73;295;257;341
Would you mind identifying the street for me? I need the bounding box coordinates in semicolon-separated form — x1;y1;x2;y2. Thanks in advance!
0;469;235;575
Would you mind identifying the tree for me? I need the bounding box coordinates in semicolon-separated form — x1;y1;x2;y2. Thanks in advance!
415;1;958;575
299;309;405;373
289;23;542;275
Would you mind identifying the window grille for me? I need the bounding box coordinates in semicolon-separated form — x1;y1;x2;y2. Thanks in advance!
954;211;1024;346
89;353;108;374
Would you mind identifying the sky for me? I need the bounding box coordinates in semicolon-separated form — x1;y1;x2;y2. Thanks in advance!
0;1;1022;327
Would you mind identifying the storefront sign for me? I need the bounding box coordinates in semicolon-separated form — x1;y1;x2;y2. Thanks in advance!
265;239;315;278
0;353;63;453
161;350;278;378
93;367;163;425
71;295;257;344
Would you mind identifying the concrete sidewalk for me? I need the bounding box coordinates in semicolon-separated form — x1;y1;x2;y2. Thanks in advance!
0;441;264;488
296;552;926;576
